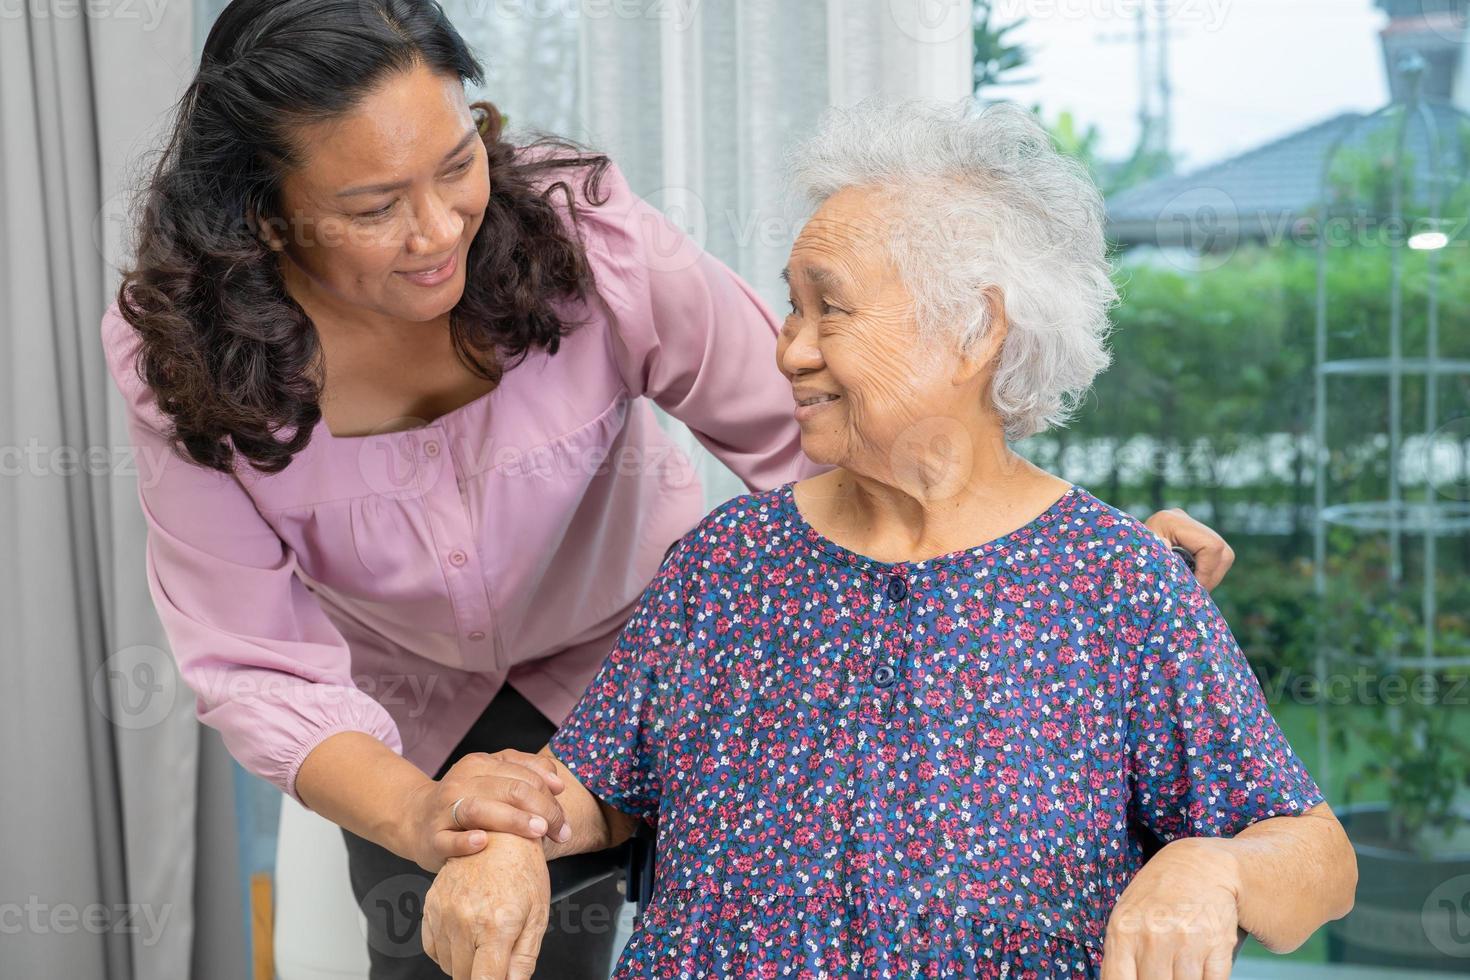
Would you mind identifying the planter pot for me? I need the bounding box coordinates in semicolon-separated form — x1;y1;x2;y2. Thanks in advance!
1326;802;1470;971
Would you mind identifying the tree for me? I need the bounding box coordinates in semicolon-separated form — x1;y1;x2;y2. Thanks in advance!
972;1;1174;197
972;1;1033;94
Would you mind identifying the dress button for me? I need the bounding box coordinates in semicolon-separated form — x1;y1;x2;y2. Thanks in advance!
467;630;486;642
448;549;468;567
872;663;896;687
886;576;907;601
424;440;440;457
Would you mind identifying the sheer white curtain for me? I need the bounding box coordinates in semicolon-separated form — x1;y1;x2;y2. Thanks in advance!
449;0;974;505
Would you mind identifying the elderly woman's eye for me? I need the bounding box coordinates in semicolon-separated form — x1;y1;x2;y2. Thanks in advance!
786;299;799;317
821;300;847;316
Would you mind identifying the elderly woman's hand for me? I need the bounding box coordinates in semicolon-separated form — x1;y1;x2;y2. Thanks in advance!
1101;837;1243;980
422;831;551;980
1143;509;1236;590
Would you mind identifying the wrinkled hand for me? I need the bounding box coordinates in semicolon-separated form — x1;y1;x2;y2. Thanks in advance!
403;750;571;873
422;832;551;980
1143;508;1236;591
1101;838;1243;980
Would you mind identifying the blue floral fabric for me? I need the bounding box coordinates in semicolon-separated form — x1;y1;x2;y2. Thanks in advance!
549;481;1325;978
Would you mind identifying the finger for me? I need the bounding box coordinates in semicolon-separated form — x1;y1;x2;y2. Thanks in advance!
469;922;519;980
452;929;476;980
1142;514;1171;545
1100;919;1142;980
505;906;549;980
432;827;490;859
1202;942;1234;980
471;942;506;980
1192;543;1234;591
472;777;573;843
1137;942;1174;980
1099;945;1137;980
1172;946;1208;980
427;910;456;980
454;796;564;842
455;751;566;794
1143;513;1232;591
1168;513;1229;561
498;752;566;793
421;907;440;969
1143;510;1209;548
1189;544;1227;591
453;797;551;839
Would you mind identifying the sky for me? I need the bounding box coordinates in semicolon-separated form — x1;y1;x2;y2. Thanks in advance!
1000;0;1392;172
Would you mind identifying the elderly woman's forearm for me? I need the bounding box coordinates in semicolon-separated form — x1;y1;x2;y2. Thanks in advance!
1219;802;1358;952
534;746;639;860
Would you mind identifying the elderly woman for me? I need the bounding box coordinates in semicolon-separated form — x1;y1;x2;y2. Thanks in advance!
419;99;1357;980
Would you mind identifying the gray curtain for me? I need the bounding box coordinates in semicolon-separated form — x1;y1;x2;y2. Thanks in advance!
0;3;245;979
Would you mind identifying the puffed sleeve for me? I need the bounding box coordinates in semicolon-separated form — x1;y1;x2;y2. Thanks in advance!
1125;551;1326;842
102;300;403;808
547;537;688;823
574;159;830;490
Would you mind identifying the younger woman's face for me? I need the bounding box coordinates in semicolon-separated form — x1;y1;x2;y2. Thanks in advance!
265;62;491;325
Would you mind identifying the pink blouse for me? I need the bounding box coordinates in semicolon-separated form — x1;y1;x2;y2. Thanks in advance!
101;158;829;808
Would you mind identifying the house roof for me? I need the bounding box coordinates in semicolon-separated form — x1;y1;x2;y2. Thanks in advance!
1106;102;1469;248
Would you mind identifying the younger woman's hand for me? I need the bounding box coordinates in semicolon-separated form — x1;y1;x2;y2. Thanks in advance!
403;749;573;872
1143;508;1236;591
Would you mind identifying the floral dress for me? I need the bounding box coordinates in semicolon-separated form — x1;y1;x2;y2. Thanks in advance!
549;480;1325;978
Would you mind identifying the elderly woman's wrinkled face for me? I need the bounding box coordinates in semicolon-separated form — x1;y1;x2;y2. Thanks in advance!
777;186;991;484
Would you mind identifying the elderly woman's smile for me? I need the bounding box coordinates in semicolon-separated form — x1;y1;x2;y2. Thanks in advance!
792;388;839;412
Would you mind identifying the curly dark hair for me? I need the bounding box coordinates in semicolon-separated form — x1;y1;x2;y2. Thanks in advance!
118;0;611;473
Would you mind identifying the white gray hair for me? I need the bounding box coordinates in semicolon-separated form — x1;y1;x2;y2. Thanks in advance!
784;98;1117;440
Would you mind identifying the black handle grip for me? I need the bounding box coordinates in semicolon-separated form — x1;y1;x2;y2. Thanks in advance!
623;822;657;908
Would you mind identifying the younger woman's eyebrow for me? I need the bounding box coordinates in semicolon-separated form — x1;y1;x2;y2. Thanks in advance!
336;128;478;197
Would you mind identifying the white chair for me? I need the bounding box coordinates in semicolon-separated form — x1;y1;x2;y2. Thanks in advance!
274;793;372;980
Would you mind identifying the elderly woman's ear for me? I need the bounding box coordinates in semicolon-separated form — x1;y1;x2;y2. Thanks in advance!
951;284;1009;389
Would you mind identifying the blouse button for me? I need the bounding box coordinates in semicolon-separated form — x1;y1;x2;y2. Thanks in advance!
424;440;440;457
886;576;908;602
448;549;468;567
872;664;897;688
467;630;486;642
